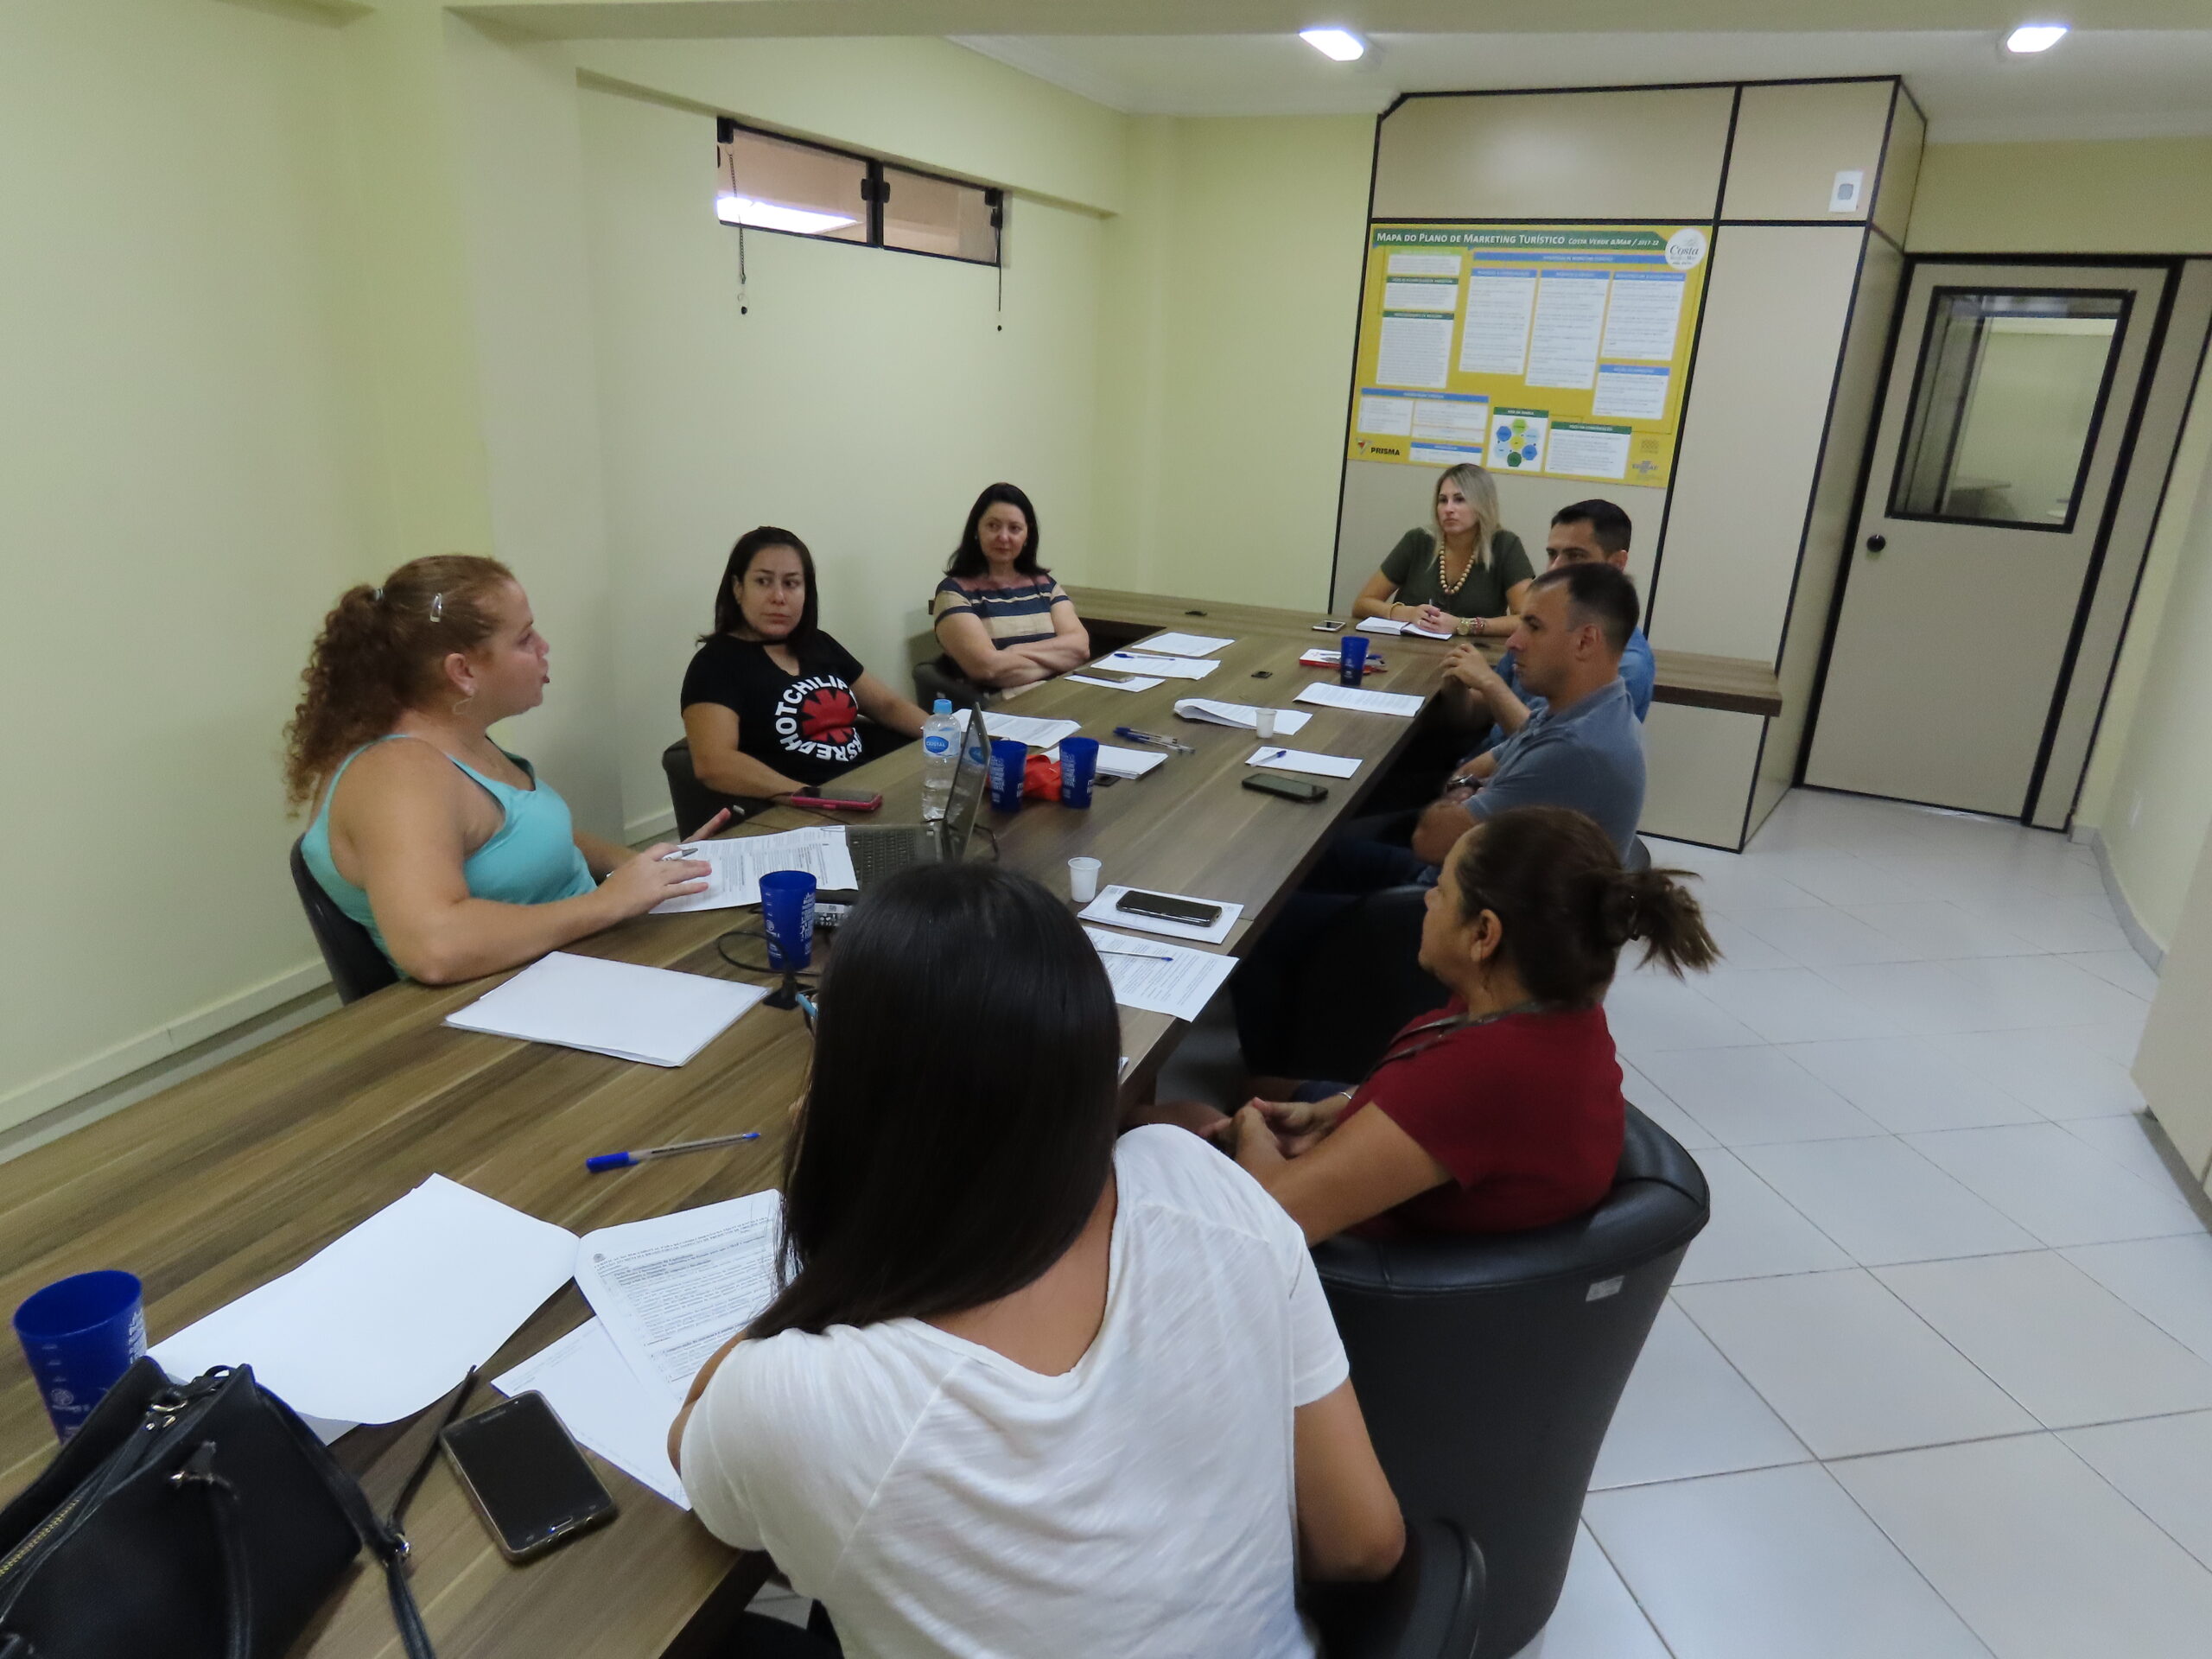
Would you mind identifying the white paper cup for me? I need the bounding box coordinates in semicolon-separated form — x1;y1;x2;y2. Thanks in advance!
1253;708;1278;742
1068;857;1102;904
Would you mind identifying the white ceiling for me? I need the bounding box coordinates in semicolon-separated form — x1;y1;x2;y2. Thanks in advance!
951;30;2212;142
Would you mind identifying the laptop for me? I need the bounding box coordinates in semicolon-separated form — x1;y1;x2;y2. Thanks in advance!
847;703;993;891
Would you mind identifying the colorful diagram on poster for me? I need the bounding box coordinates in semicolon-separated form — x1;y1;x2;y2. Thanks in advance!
1346;223;1710;487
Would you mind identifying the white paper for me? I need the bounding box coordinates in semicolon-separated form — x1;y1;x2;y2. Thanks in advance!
1134;631;1233;657
151;1175;578;1425
1546;423;1633;481
1376;312;1453;390
1172;698;1313;735
1387;253;1460;277
494;1319;687;1510
1247;747;1362;780
446;952;767;1068
1597;271;1686;360
576;1190;784;1404
1592;364;1670;420
1382;276;1459;312
1354;617;1450;640
1295;683;1427;719
1526;270;1610;391
957;709;1083;749
1410;395;1490;443
1066;672;1163;693
1459;266;1539;375
1079;886;1242;945
1093;745;1166;779
1082;926;1239;1022
1096;652;1218;680
652;826;856;914
1357;391;1415;436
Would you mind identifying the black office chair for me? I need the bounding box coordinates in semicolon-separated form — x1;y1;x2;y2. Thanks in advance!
288;839;397;1005
731;1520;1484;1658
662;739;761;835
912;659;985;712
1313;1108;1708;1656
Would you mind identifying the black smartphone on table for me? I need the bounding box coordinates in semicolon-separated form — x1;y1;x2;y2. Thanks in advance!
1243;773;1328;804
1114;890;1224;927
442;1392;618;1562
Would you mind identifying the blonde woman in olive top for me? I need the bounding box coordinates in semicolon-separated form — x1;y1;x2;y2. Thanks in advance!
1352;462;1535;640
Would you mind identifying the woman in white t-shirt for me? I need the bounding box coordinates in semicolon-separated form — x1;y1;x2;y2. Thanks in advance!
671;863;1404;1659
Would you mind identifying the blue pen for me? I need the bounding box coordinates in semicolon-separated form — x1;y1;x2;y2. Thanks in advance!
586;1130;760;1173
1114;725;1195;754
795;992;817;1020
1258;747;1290;763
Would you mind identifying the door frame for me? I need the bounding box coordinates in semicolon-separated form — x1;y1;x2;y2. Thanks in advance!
1794;251;2190;826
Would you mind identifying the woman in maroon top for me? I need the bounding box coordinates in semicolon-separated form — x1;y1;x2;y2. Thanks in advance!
1227;805;1717;1242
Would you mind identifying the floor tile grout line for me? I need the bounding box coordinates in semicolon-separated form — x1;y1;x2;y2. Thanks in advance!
1814;1455;2008;1658
1573;1517;1687;1659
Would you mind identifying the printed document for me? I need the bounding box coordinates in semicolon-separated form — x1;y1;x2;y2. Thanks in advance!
1079;886;1241;945
957;709;1083;749
1295;683;1427;719
446;952;768;1067
1092;745;1166;779
151;1175;579;1425
652;826;856;914
1173;698;1313;735
1096;651;1219;680
577;1190;785;1404
1083;927;1239;1022
1133;631;1233;657
1356;617;1453;639
1526;270;1610;391
1248;747;1362;780
495;1319;687;1510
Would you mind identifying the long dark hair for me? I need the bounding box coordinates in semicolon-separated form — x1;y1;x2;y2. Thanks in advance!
747;863;1122;1340
944;482;1044;580
1451;806;1719;1007
706;526;820;645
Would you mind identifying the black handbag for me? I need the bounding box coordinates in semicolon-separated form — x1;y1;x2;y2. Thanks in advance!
0;1358;436;1659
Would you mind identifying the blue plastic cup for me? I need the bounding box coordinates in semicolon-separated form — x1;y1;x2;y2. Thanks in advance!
14;1270;146;1441
1059;737;1100;808
988;738;1028;813
1338;633;1370;687
759;869;817;973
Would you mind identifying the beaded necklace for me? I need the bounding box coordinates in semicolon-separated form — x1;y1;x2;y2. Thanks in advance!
1434;532;1482;596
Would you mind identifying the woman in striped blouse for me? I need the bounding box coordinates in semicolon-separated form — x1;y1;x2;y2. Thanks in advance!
929;482;1090;690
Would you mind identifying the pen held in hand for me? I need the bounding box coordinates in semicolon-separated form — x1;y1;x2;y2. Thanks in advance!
586;1129;761;1172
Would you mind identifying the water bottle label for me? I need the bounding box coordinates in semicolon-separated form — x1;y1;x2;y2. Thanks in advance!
924;734;951;754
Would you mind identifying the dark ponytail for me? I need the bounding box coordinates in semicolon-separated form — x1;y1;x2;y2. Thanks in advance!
1449;806;1719;1007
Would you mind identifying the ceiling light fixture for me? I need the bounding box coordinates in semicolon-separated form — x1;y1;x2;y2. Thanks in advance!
2004;22;2069;54
1300;27;1367;62
715;195;856;235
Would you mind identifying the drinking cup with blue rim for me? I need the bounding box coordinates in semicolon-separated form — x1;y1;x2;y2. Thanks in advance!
14;1270;147;1441
1059;737;1101;809
988;738;1028;814
759;869;818;973
1338;633;1370;687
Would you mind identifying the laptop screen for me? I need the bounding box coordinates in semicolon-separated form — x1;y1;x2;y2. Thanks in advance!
939;704;992;858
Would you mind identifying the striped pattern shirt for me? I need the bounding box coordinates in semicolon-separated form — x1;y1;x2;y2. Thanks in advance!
930;573;1073;652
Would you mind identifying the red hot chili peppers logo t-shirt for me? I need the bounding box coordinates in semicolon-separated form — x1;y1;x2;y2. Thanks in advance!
677;632;872;790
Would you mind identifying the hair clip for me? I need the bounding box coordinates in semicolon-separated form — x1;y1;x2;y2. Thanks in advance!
372;587;385;602
429;593;444;622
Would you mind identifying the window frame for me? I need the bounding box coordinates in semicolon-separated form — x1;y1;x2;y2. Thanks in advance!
714;117;1005;270
1882;285;2134;537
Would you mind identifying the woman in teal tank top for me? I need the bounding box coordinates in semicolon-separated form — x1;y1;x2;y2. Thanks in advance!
285;556;717;984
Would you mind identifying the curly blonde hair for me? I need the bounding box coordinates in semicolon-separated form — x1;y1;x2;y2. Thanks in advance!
282;556;515;813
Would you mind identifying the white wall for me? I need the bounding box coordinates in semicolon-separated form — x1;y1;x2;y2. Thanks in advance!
0;0;366;1128
578;83;1108;839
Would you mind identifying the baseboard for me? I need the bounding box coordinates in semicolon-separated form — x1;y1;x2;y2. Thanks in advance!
626;805;677;846
2082;828;2168;973
0;958;332;1141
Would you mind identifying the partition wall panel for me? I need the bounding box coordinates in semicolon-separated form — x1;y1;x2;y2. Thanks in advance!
1719;80;1892;222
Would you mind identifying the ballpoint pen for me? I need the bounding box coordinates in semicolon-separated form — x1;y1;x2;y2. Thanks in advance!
1094;946;1176;962
1257;748;1291;763
586;1130;761;1172
1114;726;1195;754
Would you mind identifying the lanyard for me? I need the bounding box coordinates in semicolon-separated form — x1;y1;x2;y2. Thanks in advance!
1370;1001;1542;1075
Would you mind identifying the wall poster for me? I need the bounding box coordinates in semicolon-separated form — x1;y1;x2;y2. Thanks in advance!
1347;223;1711;488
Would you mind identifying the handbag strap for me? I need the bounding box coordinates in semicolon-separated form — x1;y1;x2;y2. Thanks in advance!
172;1442;254;1659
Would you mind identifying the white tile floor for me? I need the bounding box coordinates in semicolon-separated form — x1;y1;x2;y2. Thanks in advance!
1554;788;2212;1659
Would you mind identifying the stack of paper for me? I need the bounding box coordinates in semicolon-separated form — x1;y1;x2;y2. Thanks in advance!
958;709;1083;749
1248;747;1363;780
1095;651;1218;681
446;952;769;1067
1296;683;1427;718
1066;672;1164;693
1079;887;1241;944
652;826;856;914
1083;927;1239;1020
493;1319;687;1510
1092;745;1166;779
1131;631;1233;656
1357;617;1454;640
1299;648;1385;671
151;1175;581;1430
1172;698;1313;734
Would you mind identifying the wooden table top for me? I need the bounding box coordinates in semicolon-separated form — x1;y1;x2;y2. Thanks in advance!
0;626;1456;1659
1065;585;1785;719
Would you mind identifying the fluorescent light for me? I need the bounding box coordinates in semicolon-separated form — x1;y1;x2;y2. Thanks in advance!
2005;23;2069;53
714;194;856;235
1300;27;1366;62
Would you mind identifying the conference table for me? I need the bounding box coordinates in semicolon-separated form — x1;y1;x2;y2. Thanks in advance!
0;611;1490;1658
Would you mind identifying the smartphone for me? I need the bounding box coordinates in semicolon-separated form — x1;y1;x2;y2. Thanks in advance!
1115;889;1224;927
1242;773;1329;804
786;789;882;811
1311;620;1346;633
442;1392;618;1562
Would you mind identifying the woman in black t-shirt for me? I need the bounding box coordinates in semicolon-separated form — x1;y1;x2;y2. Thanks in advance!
681;527;928;803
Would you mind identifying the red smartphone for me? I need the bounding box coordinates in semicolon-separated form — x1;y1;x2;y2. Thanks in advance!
787;789;883;811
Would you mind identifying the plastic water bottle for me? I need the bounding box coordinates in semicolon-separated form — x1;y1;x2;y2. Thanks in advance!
919;697;961;821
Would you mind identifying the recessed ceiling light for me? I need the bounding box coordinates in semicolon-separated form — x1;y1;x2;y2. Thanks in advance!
715;195;857;235
1300;27;1367;62
2005;23;2069;54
